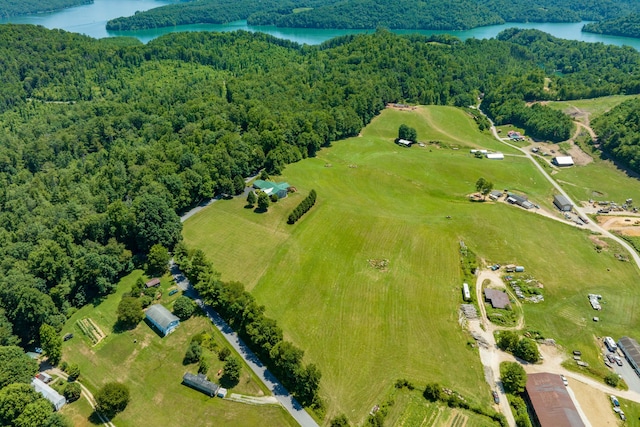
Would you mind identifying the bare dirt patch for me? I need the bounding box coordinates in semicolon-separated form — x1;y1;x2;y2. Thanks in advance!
367;258;389;272
565;141;594;166
597;215;640;236
589;235;609;250
570;378;619;427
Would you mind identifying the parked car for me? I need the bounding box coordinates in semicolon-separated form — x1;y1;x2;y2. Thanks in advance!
614;355;623;366
573;350;582;356
611;395;620;407
560;375;568;386
607;353;616;363
492;391;499;404
620;412;626;421
34;347;42;354
63;333;73;341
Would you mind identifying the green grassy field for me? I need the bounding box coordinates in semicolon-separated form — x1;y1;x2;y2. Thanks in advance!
183;105;640;424
546;95;640;123
60;271;296;427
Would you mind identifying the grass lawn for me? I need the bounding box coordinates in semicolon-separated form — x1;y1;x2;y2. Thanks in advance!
183;105;640;424
60;270;296;427
546;95;640;122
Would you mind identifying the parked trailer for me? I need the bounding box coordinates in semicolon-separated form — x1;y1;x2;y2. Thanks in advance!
605;336;617;352
462;283;471;301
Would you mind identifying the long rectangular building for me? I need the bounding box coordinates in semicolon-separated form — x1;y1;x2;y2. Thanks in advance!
525;373;585;427
619;336;640;377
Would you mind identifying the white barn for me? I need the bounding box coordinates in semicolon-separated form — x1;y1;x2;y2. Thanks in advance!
486;153;504;160
552;156;574;167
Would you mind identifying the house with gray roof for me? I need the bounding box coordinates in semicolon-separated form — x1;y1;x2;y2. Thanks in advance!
146;304;180;336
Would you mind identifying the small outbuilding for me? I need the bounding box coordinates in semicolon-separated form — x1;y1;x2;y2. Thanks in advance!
253;180;290;199
489;190;503;201
396;139;413;147
145;278;161;288
553;194;572;212
506;193;534;209
182;372;219;397
486;152;504;160
462;283;471;301
552;156;574;167
145;304;180;336
32;377;66;411
484;288;510;309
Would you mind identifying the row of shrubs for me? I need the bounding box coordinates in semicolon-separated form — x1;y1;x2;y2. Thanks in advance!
287;189;317;224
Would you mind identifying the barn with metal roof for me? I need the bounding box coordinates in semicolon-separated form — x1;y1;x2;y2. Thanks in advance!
525;373;585;427
182;372;219;397
145;304;180;336
618;336;640;377
32;377;66;411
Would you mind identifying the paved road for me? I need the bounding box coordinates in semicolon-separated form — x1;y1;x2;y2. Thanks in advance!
484;113;640;270
170;261;318;427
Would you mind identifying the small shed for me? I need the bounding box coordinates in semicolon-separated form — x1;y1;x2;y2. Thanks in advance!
145;304;180;336
182;372;219;397
489;190;503;201
507;193;534;209
397;139;413;147
145;278;161;288
553;195;572;212
486;153;504;160
32;377;66;411
552;156;574;167
515;266;525;272
217;387;228;398
253;180;290;199
37;372;52;383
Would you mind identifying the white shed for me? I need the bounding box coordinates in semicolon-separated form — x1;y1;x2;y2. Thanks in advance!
486;153;504;160
552;156;574;166
32;377;66;411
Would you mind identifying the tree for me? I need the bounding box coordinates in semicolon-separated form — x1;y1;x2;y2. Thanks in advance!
514;338;540;363
147;244;169;276
0;346;38;388
398;124;417;142
256;191;270;212
39;324;62;365
423;382;443;401
0;383;41;426
133;194;182;253
218;347;230;361
500;361;527;394
95;382;130;418
63;382;81;402
605;372;619;387
259;170;269;180
66;363;80;381
183;341;202;364
246;191;256;207
13;398;53;427
221;355;241;388
330;414;350;427
173;296;195;320
296;363;322;406
198;358;209;375
475;177;493;199
233;175;245;195
496;330;520;352
116;297;143;330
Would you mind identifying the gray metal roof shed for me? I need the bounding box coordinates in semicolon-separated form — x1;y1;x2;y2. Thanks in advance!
32;377;66;411
619;336;640;376
182;372;219;397
145;304;180;336
553;194;572;211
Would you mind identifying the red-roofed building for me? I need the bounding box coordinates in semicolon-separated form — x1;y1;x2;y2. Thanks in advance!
484;288;510;309
525;373;585;427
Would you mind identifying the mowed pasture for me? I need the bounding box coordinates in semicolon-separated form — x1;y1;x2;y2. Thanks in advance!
183;105;640;422
546;94;640;123
60;271;296;427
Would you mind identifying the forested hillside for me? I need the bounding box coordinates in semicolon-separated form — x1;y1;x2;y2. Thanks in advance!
2;24;640;423
583;14;640;39
592;98;640;173
0;0;91;17
107;0;640;31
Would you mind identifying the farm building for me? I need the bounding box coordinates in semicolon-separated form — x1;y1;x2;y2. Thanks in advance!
489;190;503;201
145;278;161;288
145;304;180;336
553;195;572;212
618;336;640;377
484;288;510;309
32;377;66;411
462;283;471;301
36;372;52;383
506;193;534;209
524;373;585;427
397;139;413;147
552;156;574;167
486;152;504;160
507;130;525;141
253;180;290;199
182;373;219;397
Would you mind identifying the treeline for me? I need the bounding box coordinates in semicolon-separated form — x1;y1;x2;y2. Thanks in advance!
174;244;322;407
0;23;640;380
107;0;640;31
583;14;640;39
288;190;316;224
592;97;640;174
0;0;91;17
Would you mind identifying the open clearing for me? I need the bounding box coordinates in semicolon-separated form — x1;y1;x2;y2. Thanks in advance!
60;271;296;427
597;215;640;237
569;378;619;426
184;105;640;423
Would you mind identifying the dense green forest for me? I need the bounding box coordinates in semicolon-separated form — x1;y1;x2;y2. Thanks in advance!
583;14;640;39
2;24;640;423
0;0;91;18
592;98;640;173
107;0;640;31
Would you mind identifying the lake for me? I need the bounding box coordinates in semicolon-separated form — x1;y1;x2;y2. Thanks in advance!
2;0;640;50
